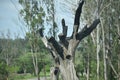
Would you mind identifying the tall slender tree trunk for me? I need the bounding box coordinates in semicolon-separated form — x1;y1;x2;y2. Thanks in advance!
31;48;36;75
118;53;120;80
117;21;120;80
43;64;47;80
86;52;90;80
96;26;100;80
95;0;101;79
101;19;107;80
31;48;40;80
35;51;40;80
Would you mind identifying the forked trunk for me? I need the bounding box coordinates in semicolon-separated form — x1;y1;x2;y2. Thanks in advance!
50;39;79;80
38;0;100;80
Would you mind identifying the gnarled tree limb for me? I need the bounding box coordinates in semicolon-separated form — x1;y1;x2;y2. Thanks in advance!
58;19;69;49
62;19;68;36
76;19;100;41
74;0;84;26
48;37;64;60
38;28;57;59
72;0;84;39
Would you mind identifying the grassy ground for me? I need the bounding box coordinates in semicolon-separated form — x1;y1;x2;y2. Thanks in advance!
9;72;50;80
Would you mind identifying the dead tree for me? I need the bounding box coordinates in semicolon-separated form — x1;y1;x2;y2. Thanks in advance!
38;0;100;80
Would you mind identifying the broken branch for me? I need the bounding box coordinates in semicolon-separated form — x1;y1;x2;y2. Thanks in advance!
72;0;84;39
48;37;64;60
76;19;100;41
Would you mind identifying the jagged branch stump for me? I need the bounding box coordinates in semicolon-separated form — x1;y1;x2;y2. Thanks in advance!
38;0;100;80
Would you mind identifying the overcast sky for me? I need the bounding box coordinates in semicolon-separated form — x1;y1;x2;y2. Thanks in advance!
0;0;27;39
0;0;76;39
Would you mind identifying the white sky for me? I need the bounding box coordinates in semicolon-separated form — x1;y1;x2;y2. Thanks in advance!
0;0;26;39
0;0;78;39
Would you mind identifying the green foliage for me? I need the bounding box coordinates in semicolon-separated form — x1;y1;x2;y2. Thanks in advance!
8;66;20;73
19;0;45;29
17;52;33;73
0;61;8;78
74;0;120;80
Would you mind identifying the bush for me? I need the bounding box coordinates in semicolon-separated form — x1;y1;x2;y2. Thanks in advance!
0;61;8;80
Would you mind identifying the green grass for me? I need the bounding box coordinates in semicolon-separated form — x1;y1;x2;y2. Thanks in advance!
9;73;35;80
40;71;50;77
9;71;50;80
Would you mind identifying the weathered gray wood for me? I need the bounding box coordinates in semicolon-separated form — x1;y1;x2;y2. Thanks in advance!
38;0;100;80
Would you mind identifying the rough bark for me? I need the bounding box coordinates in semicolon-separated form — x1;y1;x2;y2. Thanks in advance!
38;0;100;80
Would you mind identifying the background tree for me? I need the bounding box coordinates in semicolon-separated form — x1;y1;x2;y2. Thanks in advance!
60;0;120;80
44;0;58;39
19;0;46;80
79;0;120;80
17;0;120;80
0;31;27;79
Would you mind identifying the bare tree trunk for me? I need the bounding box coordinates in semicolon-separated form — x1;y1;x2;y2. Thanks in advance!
43;64;47;80
31;48;40;80
59;59;79;80
50;67;59;80
86;53;90;80
118;53;120;80
117;20;120;80
35;50;40;80
96;26;100;80
31;49;36;74
95;0;102;79
38;1;100;80
101;19;107;80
